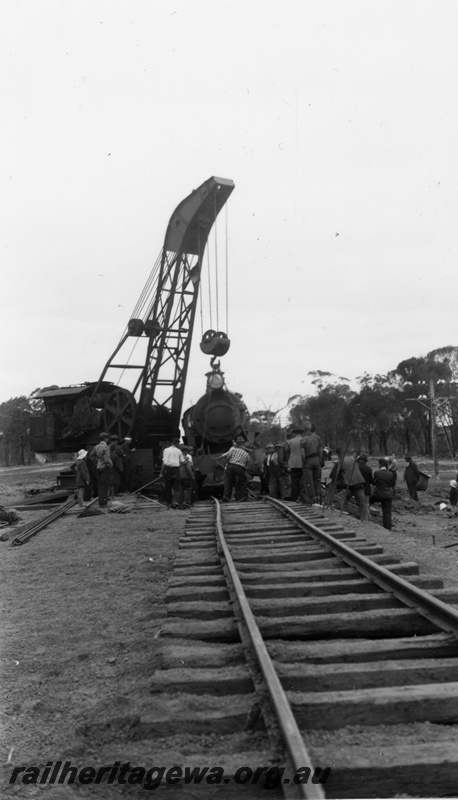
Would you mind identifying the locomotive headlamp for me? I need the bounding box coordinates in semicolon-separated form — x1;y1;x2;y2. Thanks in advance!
208;372;224;390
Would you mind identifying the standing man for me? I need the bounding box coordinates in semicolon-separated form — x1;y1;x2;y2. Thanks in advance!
387;454;398;495
301;423;322;505
370;458;396;529
404;454;420;501
180;445;196;508
85;445;98;501
266;443;289;499
356;453;373;521
75;449;90;509
221;437;250;502
91;432;112;508
285;428;304;502
161;438;185;508
108;435;124;497
335;447;370;521
259;444;271;496
119;436;133;492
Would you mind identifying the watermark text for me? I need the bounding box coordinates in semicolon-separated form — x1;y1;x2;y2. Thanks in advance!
9;761;332;791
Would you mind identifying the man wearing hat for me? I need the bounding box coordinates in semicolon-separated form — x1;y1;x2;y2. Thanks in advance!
333;447;370;521
75;449;90;508
357;453;373;517
370;458;395;529
91;432;113;507
265;443;289;499
221;436;250;502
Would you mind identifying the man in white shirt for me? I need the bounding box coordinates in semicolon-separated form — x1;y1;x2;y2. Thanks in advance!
161;438;185;508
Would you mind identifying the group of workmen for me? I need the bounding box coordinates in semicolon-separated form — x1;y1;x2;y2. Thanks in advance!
73;426;424;527
330;451;423;530
73;432;133;508
261;425;323;505
220;423;324;505
221;423;425;532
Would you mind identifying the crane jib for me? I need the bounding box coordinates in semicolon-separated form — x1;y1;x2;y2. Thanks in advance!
29;176;235;477
164;177;235;256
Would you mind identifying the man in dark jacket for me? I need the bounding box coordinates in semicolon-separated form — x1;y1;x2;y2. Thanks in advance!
119;436;133;492
108;435;124;497
265;443;289;500
370;458;395;530
301;423;322;504
357;454;373;519
332;448;370;521
403;455;420;500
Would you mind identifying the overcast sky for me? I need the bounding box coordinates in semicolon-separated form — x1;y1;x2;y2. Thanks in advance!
2;0;458;419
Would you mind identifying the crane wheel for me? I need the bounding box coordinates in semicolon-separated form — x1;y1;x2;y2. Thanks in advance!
102;388;136;440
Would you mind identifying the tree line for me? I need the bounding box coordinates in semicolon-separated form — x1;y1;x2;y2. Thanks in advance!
286;346;458;457
2;346;458;466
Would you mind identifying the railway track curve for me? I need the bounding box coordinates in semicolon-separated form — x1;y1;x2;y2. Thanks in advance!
146;499;458;798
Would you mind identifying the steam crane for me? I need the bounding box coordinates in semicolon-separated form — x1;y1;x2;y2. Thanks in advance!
30;176;235;479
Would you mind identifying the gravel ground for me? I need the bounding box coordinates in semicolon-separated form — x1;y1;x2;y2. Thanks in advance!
1;461;458;798
1;466;186;798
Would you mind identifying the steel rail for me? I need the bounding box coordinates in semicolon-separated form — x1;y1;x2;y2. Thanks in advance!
266;497;458;638
214;498;326;800
11;498;78;546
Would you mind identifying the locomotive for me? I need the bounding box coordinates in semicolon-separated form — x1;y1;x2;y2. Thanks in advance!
182;330;250;493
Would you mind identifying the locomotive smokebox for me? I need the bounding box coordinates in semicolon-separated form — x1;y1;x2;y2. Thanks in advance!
182;361;248;457
182;380;249;493
191;390;243;444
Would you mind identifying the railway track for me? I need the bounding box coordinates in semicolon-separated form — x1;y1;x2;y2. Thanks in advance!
145;499;458;798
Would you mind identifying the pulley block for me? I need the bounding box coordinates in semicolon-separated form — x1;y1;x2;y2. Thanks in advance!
200;329;231;357
127;318;144;336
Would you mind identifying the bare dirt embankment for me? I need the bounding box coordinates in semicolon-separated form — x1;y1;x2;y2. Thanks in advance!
1;460;458;798
1;465;188;798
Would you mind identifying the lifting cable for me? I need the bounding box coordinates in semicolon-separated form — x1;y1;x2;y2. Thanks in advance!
129;252;161;328
199;279;204;338
199;200;231;337
116;338;141;388
206;244;213;330
214;192;219;331
115;249;174;387
198;226;204;338
225;202;229;336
